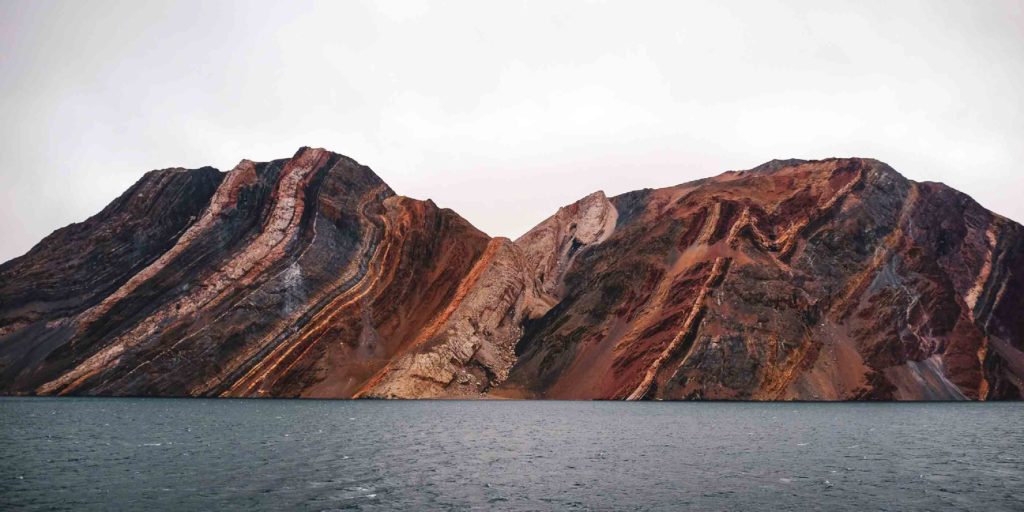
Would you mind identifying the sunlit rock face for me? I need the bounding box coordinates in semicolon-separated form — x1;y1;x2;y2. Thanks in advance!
0;150;1021;399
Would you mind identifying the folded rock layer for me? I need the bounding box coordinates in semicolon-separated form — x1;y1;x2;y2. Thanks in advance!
1;149;1021;399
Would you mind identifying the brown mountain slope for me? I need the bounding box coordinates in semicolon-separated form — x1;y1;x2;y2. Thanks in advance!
503;158;1024;400
0;150;1021;399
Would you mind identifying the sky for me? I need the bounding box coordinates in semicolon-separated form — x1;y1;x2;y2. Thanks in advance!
1;0;1022;263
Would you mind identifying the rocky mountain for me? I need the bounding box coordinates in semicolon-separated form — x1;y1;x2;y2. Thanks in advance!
1;148;1021;399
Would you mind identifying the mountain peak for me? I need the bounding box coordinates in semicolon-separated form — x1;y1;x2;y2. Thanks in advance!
747;158;810;173
1;154;1021;400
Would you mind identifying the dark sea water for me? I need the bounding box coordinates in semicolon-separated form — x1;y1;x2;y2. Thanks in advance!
1;398;1022;511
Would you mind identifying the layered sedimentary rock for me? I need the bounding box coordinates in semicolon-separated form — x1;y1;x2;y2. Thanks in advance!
0;150;1021;399
503;159;1024;400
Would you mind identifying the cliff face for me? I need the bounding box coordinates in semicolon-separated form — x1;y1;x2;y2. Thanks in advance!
1;150;1021;399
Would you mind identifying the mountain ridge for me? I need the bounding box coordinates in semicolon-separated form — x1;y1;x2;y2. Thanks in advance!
1;147;1021;399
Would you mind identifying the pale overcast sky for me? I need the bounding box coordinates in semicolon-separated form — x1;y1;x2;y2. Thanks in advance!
2;0;1022;262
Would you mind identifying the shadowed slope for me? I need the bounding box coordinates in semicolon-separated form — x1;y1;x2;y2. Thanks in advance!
0;166;224;387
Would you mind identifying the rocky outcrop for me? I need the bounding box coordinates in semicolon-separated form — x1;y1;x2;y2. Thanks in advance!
356;237;535;398
0;151;1021;400
515;191;618;307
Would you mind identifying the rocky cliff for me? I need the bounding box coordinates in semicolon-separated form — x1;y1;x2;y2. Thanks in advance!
1;149;1021;399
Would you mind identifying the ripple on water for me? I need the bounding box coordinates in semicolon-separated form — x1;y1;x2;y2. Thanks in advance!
1;399;1023;511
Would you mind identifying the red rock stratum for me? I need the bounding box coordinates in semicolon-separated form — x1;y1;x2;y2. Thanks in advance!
1;149;1021;399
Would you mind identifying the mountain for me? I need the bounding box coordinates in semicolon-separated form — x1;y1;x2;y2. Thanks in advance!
1;148;1021;399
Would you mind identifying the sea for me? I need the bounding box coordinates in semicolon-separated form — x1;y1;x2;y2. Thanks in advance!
1;398;1022;511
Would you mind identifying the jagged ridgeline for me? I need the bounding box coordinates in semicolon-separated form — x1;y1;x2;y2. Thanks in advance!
1;148;1022;399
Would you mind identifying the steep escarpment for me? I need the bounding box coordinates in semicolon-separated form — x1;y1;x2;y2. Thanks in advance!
0;152;1021;400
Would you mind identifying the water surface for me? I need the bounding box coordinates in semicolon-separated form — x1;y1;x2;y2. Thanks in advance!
2;398;1022;511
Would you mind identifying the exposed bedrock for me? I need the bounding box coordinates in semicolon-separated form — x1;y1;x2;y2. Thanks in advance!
0;152;1021;399
501;158;1024;400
